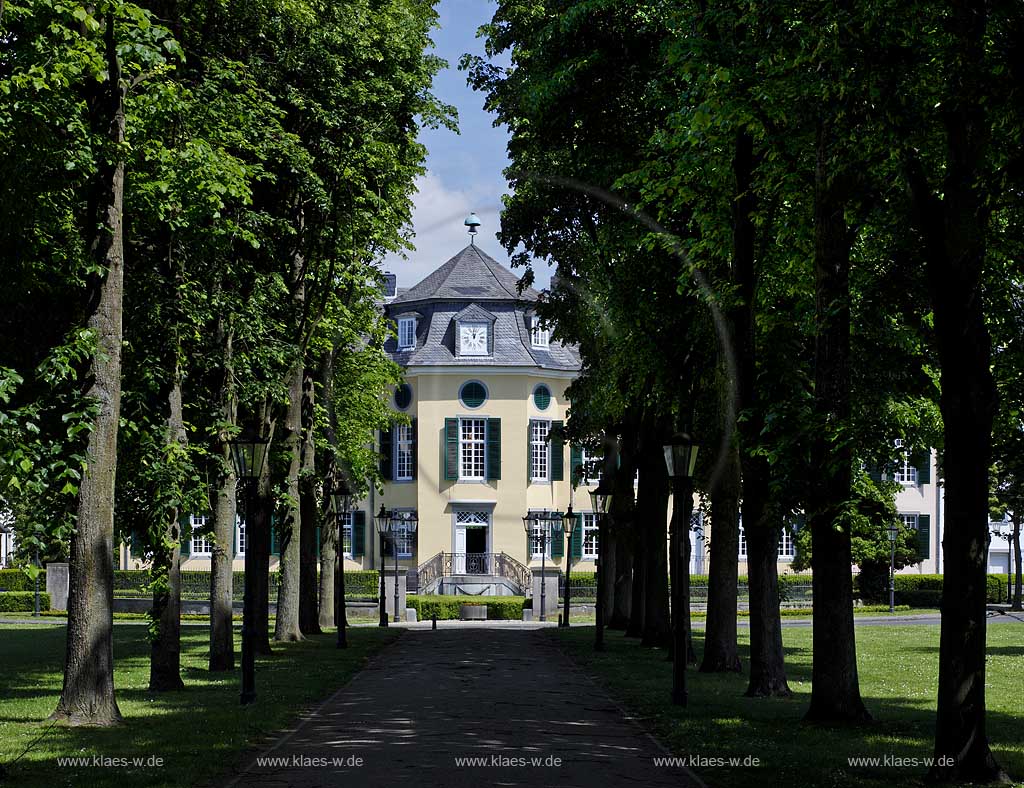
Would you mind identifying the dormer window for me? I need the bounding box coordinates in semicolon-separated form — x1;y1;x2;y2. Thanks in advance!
458;321;490;356
530;315;550;348
398;317;416;350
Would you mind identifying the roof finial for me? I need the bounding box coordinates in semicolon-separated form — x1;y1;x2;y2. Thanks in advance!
464;212;481;245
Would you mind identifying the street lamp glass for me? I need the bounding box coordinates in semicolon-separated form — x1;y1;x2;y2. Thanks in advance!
522;511;538;534
561;505;576;534
395;510;419;533
374;504;392;534
662;433;699;480
887;524;899;543
226;423;270;481
589;480;614;516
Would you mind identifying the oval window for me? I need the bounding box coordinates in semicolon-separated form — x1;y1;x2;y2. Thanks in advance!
460;380;487;409
394;383;412;410
533;384;551;411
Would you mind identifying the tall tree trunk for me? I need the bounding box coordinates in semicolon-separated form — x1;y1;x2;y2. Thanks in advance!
149;369;185;692
1013;512;1022;612
639;411;672;649
299;366;320;635
252;402;275;655
744;506;790;697
274;360;304;641
805;123;870;724
625;531;645;638
209;319;236;672
905;6;1004;773
701;449;741;673
610;423;637;630
53;13;124;726
318;351;339;629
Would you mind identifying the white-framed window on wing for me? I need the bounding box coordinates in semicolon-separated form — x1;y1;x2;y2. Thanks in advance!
894;452;918;485
530;420;551;482
779;525;795;558
900;513;919;531
395;423;414;481
581;448;602;486
236;516;246;556
459;418;486;480
738;520;747;558
582;512;599;559
530;316;550;348
392;511;414;558
190;515;212;555
397;317;416;350
339;511;353;558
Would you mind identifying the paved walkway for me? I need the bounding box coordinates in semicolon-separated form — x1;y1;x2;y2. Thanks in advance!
224;625;705;788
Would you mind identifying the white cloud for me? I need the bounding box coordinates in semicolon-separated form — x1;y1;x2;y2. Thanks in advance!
381;172;552;293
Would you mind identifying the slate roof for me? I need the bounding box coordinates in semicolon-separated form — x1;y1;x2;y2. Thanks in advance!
391;244;541;305
385;243;580;372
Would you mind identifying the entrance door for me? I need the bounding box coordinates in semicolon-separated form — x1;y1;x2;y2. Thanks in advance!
454;510;490;574
466;527;487;573
454;526;467;573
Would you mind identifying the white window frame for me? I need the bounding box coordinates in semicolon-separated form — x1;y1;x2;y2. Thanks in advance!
530;420;551;482
580;448;602;486
582;512;599;560
395;423;414;481
190;514;212;556
779;525;795;559
529;510;552;559
530;316;550;348
397;317;416;350
236;516;246;556
458;320;490;357
391;510;414;558
900;513;919;531
459;417;487;481
738;519;747;558
339;511;353;559
894;453;918;485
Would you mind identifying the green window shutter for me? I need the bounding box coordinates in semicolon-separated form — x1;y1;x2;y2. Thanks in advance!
352;510;366;557
380;426;393;480
130;529;140;557
912;449;931;484
916;514;931;560
178;516;191;556
570;445;583;486
486;418;501;480
550;420;565;481
570;514;583;559
271;515;279;556
444;418;459;480
550;513;565;558
867;465;882;483
411;418;418;480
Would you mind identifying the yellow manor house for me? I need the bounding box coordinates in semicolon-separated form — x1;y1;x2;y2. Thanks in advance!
351;230;586;600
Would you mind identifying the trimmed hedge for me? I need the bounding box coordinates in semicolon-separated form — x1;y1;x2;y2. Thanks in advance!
407;595;525;620
0;569;45;592
887;574;1008;607
113;569;379;601
0;591;51;612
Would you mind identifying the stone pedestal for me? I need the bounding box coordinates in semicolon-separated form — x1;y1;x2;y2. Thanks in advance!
46;562;69;611
530;567;560;620
382;568;408;621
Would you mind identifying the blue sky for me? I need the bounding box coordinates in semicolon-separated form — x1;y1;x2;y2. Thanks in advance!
381;0;555;292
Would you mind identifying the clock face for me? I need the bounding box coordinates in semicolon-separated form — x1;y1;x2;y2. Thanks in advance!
459;322;489;355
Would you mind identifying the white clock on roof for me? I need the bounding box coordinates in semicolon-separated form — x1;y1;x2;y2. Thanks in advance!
459;321;489;356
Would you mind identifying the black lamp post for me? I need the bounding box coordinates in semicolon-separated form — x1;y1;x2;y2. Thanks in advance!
522;511;556;622
330;479;354;648
561;506;580;628
391;511;418;622
374;504;392;628
226;422;270;706
663;432;699;707
887;522;899;614
589;479;614;651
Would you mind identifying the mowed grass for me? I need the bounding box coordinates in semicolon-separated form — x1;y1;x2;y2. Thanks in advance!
0;622;400;788
555;622;1023;788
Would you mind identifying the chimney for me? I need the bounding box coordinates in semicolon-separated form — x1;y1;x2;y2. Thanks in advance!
383;272;397;298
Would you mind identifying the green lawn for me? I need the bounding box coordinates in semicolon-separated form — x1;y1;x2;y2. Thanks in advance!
0;623;400;787
555;623;1023;788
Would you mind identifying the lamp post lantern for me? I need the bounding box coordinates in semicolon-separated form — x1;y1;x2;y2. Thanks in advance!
226;422;270;706
391;511;418;622
330;479;354;648
663;432;699;707
523;511;558;622
887;523;899;614
589;479;614;651
374;504;392;627
561;506;580;628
